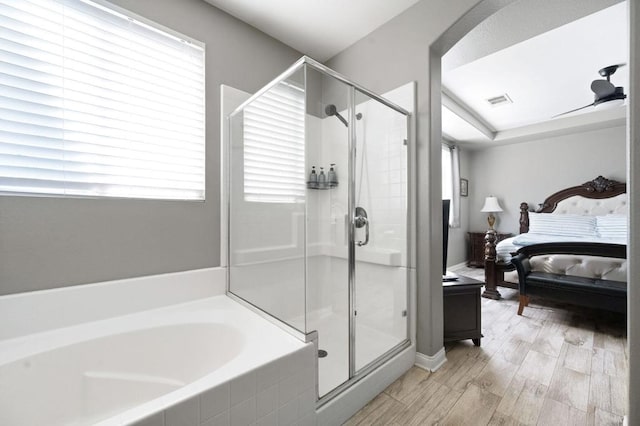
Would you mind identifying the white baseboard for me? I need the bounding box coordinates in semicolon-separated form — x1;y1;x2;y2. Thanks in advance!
623;415;628;426
415;347;447;371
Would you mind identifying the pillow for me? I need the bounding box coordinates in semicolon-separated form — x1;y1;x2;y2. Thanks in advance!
528;213;598;238
597;215;627;239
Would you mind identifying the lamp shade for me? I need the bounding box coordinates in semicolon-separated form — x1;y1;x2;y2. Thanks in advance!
481;196;503;213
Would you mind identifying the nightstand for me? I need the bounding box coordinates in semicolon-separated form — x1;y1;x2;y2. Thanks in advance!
443;274;483;346
467;232;512;268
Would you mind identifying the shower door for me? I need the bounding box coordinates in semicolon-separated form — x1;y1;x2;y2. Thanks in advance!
303;67;410;397
352;89;408;373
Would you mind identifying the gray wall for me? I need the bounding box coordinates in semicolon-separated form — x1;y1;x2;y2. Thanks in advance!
468;125;627;235
0;0;301;296
327;0;489;356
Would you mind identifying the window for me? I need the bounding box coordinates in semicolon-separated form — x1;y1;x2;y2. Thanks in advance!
0;0;205;199
243;81;305;203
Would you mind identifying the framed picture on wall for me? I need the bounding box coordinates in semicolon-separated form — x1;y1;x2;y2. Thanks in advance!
460;178;468;197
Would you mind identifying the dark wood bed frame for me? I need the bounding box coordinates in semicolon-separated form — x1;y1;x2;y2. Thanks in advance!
482;176;627;300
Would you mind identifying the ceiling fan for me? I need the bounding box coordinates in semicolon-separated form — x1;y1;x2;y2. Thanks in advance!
554;64;627;118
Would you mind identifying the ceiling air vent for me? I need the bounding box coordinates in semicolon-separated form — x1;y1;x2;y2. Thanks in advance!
486;94;513;107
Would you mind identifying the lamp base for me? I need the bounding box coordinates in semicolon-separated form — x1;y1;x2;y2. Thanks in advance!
487;213;496;230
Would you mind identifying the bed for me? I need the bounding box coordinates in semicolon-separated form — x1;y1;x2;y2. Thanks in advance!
482;175;627;300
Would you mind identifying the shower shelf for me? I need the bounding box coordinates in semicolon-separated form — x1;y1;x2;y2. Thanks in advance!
306;183;338;190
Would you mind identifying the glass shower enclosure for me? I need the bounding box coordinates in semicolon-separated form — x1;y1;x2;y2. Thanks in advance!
228;57;410;400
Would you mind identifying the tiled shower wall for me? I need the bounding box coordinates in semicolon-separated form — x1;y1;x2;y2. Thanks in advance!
133;343;316;426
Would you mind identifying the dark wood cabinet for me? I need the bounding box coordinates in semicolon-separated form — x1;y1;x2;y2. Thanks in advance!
443;274;483;346
467;231;512;268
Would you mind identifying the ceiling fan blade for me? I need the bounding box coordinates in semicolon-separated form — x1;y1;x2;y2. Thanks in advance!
591;79;615;98
552;103;595;118
599;63;627;78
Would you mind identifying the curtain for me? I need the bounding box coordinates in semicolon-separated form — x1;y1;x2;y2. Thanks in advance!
442;144;461;227
450;146;461;228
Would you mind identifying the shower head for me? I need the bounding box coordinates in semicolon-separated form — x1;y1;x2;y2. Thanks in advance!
325;104;338;117
325;104;362;127
325;104;347;126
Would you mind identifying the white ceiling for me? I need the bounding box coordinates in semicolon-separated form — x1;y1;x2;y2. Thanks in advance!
442;1;628;145
200;0;628;146
201;0;421;61
443;0;622;72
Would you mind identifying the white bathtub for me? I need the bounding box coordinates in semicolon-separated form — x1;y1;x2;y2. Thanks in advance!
0;295;316;426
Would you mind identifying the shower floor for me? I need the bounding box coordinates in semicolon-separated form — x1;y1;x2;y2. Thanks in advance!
312;310;402;397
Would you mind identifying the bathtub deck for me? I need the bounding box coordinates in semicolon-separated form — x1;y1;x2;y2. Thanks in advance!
0;295;315;426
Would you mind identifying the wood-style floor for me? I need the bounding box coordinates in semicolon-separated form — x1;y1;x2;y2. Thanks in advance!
344;268;628;425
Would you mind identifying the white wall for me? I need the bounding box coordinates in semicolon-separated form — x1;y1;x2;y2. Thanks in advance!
468;125;627;235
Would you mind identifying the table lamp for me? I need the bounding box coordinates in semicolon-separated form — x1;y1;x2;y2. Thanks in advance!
481;196;503;230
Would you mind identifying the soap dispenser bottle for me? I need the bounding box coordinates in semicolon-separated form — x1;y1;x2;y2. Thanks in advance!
308;166;318;189
328;163;338;187
318;167;327;189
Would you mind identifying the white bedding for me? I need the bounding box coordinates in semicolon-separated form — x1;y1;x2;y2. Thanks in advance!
496;237;520;262
494;209;628;263
495;233;626;262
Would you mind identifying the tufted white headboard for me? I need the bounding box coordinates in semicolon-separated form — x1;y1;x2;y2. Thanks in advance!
553;193;628;216
519;176;627;234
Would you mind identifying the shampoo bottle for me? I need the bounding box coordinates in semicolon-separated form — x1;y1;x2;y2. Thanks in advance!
328;163;338;187
318;167;327;189
308;166;318;188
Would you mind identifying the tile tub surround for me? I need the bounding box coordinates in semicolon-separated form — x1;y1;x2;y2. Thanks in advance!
132;344;317;426
0;269;317;426
0;267;226;340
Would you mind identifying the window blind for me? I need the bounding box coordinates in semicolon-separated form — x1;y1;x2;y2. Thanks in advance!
243;82;305;203
0;0;205;199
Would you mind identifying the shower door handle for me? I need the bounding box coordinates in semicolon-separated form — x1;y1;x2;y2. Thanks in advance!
354;207;369;247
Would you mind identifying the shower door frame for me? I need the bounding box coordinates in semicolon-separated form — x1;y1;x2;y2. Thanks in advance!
225;56;414;405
